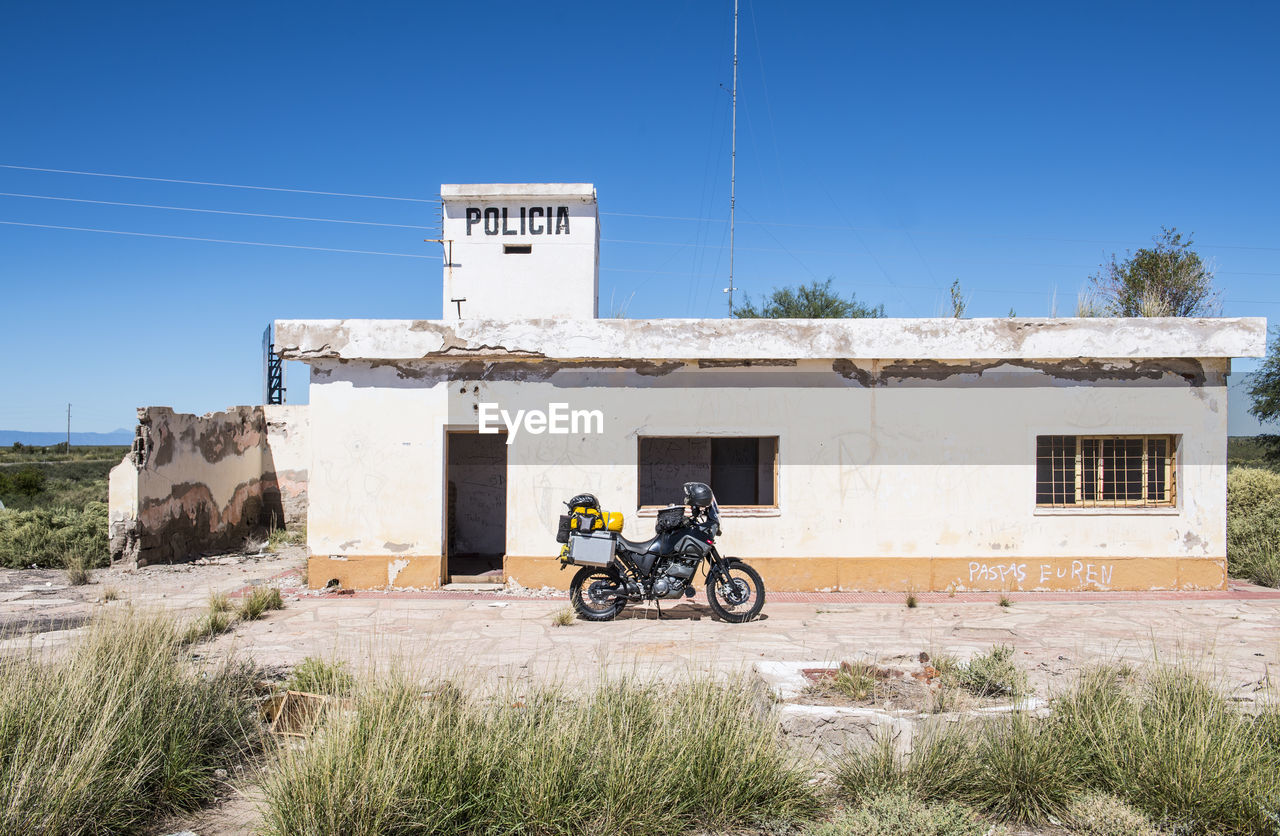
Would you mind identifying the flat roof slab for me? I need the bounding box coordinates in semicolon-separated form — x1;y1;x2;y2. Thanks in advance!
440;183;596;200
274;317;1266;363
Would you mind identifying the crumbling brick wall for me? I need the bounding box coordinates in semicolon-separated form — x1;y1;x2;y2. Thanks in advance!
109;405;309;566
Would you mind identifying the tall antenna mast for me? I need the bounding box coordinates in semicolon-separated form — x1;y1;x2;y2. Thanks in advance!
724;0;739;315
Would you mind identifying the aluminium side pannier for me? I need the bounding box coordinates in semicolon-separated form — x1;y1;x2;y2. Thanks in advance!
567;530;615;567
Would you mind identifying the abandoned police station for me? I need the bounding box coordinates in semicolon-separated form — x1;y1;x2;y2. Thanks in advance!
264;183;1265;593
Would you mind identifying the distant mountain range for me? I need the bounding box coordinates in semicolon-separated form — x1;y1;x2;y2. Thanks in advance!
0;429;134;446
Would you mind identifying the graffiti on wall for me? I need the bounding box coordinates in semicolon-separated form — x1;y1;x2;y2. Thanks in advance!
967;560;1116;588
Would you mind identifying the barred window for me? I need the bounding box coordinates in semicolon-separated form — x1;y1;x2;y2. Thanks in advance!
1036;435;1176;508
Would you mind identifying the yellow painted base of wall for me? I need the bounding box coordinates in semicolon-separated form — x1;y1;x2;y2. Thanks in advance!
308;554;1226;593
308;554;444;590
503;555;1226;593
504;554;576;590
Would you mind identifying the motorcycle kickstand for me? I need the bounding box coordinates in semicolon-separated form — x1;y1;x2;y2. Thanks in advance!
653;598;663;620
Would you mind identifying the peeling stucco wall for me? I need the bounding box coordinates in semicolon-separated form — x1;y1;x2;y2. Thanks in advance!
263;405;310;529
108;405;309;566
300;354;1235;591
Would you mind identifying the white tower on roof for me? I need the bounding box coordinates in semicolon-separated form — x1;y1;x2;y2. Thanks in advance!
439;183;599;320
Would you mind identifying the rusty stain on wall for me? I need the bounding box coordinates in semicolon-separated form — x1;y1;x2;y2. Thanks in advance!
831;357;1219;387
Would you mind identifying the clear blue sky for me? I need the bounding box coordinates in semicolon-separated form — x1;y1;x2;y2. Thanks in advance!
1;1;1276;434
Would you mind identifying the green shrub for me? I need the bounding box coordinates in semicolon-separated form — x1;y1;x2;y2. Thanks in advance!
0;502;109;568
0;613;262;833
8;466;45;497
1228;466;1280;514
1227;466;1280;587
285;657;356;695
0;460;114;512
806;792;985;836
261;675;819;836
939;644;1027;697
0;444;127;464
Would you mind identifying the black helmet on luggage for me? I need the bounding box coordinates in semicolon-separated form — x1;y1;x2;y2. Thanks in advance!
683;482;714;507
567;493;600;510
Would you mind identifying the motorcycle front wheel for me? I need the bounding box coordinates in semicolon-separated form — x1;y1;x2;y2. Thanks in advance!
569;565;627;622
706;560;765;623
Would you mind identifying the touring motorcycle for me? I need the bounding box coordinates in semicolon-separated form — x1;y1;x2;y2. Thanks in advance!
555;481;765;622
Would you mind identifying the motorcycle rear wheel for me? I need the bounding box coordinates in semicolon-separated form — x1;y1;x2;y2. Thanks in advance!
569;565;627;622
706;560;765;623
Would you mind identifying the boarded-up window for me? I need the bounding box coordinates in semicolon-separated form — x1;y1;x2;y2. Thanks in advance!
1036;435;1176;508
638;437;777;507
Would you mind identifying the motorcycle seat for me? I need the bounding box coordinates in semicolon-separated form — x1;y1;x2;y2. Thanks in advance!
616;533;664;555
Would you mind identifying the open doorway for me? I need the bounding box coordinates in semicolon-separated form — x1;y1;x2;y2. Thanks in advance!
445;431;507;582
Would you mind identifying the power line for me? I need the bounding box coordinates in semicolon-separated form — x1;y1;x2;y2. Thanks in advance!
5;161;1278;252
0;164;437;203
4;217;1276;275
1;212;1276;306
601;208;1280;250
0;191;434;229
602;210;1280;253
0;220;433;258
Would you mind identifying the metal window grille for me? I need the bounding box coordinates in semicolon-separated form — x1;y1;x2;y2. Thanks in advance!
1035;435;1176;508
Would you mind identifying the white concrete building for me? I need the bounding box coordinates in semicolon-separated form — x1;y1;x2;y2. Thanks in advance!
276;183;1267;593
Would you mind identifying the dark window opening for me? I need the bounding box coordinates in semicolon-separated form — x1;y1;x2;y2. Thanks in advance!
1035;435;1076;505
503;244;532;254
638;436;777;507
1036;434;1176;508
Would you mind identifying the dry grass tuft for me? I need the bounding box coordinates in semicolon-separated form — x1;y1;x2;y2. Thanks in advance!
0;612;262;833
182;608;234;644
65;562;90;586
285;657;356;695
266;526;307;553
550;606;576;627
1065;792;1161;836
807;791;986;836
236;586;284;621
830;661;879;702
260;674;819;836
64;550;92;586
838;661;1280;832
